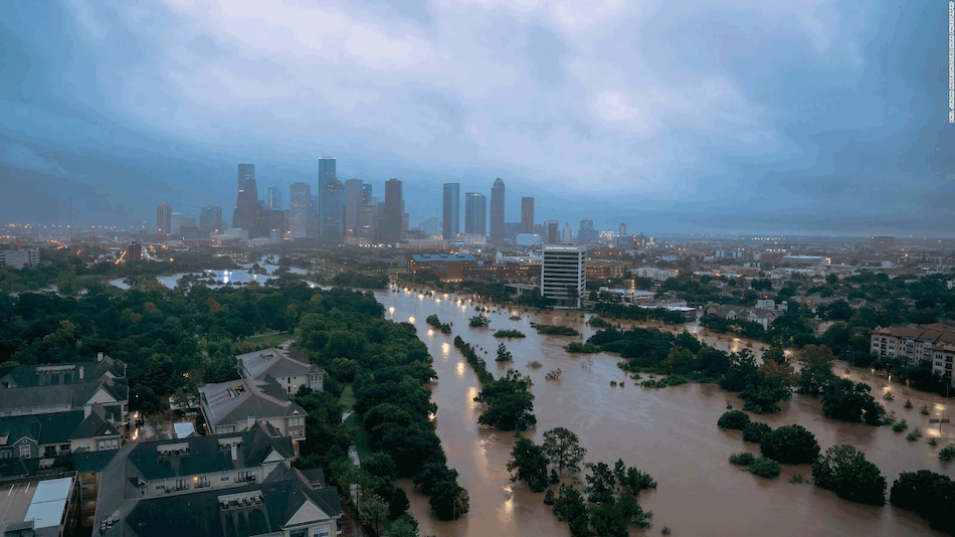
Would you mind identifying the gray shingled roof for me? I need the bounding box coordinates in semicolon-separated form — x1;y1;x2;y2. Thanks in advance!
0;356;125;389
237;348;317;381
70;408;121;441
198;378;305;429
0;410;106;446
0;376;128;414
119;465;342;537
125;425;293;482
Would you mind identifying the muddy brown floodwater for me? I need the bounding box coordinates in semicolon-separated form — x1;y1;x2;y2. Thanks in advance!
377;288;955;536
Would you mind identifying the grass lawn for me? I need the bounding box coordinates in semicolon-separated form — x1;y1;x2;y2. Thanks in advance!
244;329;299;349
344;412;373;463
338;384;356;412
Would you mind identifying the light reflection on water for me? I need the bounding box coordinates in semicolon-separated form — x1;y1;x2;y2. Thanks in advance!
381;289;953;537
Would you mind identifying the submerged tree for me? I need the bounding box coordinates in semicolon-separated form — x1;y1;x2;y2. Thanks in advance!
812;445;886;505
542;427;587;477
507;436;551;492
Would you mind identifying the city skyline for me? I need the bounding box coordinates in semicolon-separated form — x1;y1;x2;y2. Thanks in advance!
0;3;950;237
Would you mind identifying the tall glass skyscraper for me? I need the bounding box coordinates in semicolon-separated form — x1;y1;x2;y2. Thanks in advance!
268;187;283;210
442;183;460;240
232;163;259;230
289;182;311;239
465;192;486;235
156;202;172;235
200;205;223;236
344;179;363;239
317;157;343;244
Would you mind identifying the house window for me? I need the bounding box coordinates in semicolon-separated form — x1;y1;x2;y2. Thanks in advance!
290;530;307;537
175;479;189;490
197;476;210;488
0;450;10;459
19;444;30;459
156;484;165;491
315;531;329;537
221;473;230;482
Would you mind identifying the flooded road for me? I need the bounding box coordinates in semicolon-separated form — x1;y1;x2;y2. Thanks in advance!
378;288;954;536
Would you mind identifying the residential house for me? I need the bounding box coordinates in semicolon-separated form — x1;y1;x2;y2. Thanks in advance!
704;304;782;330
237;348;323;395
755;299;788;312
93;430;341;537
0;354;129;428
0;403;122;460
198;379;307;443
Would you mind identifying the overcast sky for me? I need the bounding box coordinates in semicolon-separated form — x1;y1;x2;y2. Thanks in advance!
0;0;952;236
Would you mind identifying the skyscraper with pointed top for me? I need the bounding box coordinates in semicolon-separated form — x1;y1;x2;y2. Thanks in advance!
490;178;505;246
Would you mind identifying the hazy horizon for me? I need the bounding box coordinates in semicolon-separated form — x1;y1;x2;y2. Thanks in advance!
1;1;952;236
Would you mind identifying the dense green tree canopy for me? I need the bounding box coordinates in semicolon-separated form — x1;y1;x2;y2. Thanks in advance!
812;445;886;505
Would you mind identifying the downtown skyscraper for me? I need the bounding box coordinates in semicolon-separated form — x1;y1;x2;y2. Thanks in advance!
465;192;486;235
520;197;535;234
442;183;460;240
156;202;172;235
343;179;363;240
317;157;344;244
232;163;259;231
199;205;223;236
268;187;283;210
490;178;505;246
289;182;311;239
380;179;404;243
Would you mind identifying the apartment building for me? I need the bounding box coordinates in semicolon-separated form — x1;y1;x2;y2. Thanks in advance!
93;425;341;537
870;323;955;366
0;354;129;427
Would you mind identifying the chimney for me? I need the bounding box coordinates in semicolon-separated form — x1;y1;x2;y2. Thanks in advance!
97;352;104;361
79;366;84;381
231;444;238;461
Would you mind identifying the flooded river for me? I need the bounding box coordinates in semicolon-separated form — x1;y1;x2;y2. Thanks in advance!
377;287;955;536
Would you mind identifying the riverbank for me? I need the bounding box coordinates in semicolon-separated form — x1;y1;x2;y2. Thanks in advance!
382;285;955;536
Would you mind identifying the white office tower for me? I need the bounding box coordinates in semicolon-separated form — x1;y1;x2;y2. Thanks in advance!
541;245;587;309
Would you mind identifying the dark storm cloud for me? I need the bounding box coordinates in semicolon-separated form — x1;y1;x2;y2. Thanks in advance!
0;0;951;235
